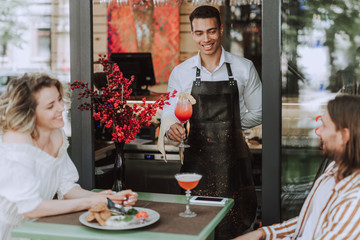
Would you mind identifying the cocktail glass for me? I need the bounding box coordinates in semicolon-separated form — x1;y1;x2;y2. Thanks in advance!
174;99;192;148
175;173;202;217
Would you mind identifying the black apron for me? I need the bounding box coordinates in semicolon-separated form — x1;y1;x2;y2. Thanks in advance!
181;63;257;239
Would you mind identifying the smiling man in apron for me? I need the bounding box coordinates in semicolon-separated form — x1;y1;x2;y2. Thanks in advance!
161;5;262;239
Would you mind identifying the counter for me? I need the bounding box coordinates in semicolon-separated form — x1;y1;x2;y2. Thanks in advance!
95;140;262;161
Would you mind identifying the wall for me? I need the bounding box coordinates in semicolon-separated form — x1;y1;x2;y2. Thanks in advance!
93;1;108;60
92;2;198;65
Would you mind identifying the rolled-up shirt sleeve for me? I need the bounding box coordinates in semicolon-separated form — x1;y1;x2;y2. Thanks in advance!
161;68;180;122
262;217;299;240
161;66;190;133
241;63;262;129
0;152;42;214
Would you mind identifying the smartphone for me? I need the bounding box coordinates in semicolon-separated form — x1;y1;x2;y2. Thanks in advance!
190;196;228;205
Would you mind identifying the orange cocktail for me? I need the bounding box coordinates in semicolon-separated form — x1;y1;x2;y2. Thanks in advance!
176;174;201;190
175;173;202;217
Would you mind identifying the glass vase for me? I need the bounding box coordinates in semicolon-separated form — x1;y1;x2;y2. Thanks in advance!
112;141;127;191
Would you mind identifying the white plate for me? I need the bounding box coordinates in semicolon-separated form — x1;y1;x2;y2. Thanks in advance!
79;207;160;230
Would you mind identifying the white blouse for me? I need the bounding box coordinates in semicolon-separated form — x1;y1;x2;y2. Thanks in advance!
0;129;80;240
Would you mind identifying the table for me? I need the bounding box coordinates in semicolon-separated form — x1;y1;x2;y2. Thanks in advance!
12;192;234;240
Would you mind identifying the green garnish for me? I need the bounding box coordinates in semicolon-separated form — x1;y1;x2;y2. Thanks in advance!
123;215;134;222
126;208;139;215
112;215;134;222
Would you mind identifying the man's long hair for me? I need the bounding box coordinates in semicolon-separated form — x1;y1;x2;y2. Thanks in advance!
328;95;360;180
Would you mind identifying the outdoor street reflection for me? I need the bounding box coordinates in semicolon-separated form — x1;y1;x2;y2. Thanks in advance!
281;0;360;220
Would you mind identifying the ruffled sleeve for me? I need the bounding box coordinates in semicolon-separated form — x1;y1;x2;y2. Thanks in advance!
0;145;43;214
56;133;80;199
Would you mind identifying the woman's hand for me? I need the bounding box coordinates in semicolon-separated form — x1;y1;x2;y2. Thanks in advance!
84;189;138;210
107;189;138;207
98;189;116;196
23;189;138;219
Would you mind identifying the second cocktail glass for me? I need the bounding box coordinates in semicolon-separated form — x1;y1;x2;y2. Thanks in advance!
174;99;192;148
175;173;202;217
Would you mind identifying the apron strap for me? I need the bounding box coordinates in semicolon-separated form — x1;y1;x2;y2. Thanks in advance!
195;67;201;87
195;63;235;87
226;63;236;86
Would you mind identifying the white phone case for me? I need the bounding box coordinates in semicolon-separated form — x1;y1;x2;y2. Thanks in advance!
190;196;228;205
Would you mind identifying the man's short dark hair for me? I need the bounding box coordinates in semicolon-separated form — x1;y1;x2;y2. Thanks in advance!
189;5;221;31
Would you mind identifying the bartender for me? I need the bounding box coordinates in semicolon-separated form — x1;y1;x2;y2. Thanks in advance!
159;5;262;240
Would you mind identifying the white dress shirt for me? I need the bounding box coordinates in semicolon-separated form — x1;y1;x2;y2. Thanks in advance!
161;47;262;129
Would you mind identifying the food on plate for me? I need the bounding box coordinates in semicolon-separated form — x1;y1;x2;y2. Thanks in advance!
136;211;149;219
94;212;106;226
105;215;135;227
100;210;112;220
126;208;139;215
86;202;112;226
105;209;149;227
85;212;96;222
86;203;148;227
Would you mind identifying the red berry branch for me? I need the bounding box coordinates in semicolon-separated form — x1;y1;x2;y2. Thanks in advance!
69;55;175;144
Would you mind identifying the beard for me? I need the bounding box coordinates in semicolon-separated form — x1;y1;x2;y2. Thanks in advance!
320;139;343;162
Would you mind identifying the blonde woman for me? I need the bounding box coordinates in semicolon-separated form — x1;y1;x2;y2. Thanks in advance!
0;74;138;240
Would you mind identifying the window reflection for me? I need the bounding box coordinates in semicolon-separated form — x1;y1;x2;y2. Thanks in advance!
281;0;360;220
0;0;71;136
227;5;262;75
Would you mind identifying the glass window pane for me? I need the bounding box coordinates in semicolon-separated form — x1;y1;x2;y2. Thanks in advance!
0;0;71;136
227;5;262;75
281;0;360;220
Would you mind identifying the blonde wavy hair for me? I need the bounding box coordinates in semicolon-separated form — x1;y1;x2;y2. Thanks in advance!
0;73;67;138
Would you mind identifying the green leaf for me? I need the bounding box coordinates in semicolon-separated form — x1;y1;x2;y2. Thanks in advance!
126;208;139;215
123;215;134;222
